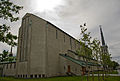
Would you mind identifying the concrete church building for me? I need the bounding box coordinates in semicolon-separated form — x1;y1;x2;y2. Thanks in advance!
0;13;99;78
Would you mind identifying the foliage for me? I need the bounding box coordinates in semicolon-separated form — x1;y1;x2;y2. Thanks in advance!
91;38;100;61
0;50;15;62
0;0;22;62
110;61;119;70
0;0;23;45
78;24;92;58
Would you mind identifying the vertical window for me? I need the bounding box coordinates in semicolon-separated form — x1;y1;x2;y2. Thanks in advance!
23;75;25;78
6;64;8;69
14;63;16;69
29;20;32;26
21;75;22;78
30;75;33;78
64;34;65;42
70;38;72;50
26;75;27;78
56;30;58;39
39;74;41;78
10;64;12;69
35;75;37;78
75;41;76;49
42;74;45;77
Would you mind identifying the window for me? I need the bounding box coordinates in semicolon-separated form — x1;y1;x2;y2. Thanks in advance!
70;38;72;50
21;75;22;78
25;75;27;78
64;34;65;42
75;41;76;49
10;64;12;69
29;20;32;26
23;75;25;78
30;75;33;78
6;64;8;69
14;63;16;69
35;75;37;78
42;74;45;77
56;30;58;39
39;74;41;78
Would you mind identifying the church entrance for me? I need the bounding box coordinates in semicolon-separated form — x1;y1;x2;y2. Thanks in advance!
67;65;71;73
82;66;86;75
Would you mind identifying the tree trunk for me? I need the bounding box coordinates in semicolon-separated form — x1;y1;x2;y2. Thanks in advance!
97;66;100;81
102;68;104;80
92;67;94;81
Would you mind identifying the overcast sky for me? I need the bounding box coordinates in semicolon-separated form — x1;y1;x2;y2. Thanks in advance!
0;0;120;62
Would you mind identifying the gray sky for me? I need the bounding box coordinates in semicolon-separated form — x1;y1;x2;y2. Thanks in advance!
0;0;120;62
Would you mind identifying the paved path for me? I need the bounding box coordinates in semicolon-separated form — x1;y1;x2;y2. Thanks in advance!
89;74;120;76
89;70;120;76
117;69;120;75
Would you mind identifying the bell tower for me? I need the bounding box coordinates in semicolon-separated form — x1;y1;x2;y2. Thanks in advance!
99;25;108;54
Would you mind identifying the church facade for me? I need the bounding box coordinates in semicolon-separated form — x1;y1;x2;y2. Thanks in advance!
0;13;99;78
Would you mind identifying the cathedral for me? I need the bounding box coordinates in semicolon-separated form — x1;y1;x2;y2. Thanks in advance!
0;13;100;78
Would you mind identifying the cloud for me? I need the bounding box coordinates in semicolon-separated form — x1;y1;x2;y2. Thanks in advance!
53;0;120;57
0;0;120;60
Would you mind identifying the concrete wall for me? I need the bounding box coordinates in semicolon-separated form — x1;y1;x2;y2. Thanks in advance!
16;13;99;78
0;64;3;76
16;14;31;78
29;14;47;78
17;13;87;77
2;63;16;77
45;22;83;77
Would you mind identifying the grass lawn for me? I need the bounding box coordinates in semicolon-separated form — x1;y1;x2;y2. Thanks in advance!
0;76;120;81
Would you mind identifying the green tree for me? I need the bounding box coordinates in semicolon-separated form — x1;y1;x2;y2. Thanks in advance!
0;0;23;62
79;23;92;81
0;0;22;44
91;38;101;81
0;50;9;62
0;50;15;62
111;61;119;70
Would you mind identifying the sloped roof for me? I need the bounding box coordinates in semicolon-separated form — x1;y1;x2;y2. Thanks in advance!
0;61;16;64
68;50;97;61
59;54;100;67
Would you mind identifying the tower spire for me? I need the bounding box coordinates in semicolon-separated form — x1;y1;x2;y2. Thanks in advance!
99;25;105;46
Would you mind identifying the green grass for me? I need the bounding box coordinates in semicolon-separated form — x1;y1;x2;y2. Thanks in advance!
0;76;120;81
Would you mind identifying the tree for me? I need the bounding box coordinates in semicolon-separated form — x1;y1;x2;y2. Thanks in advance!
91;38;101;81
111;61;119;70
79;24;93;81
0;0;22;61
0;0;22;44
0;50;9;62
0;50;15;62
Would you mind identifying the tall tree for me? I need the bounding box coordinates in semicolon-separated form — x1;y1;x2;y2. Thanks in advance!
91;38;101;81
0;0;23;61
0;0;22;44
79;24;92;81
